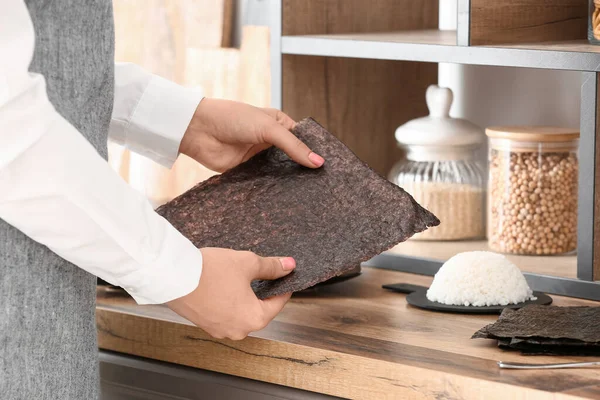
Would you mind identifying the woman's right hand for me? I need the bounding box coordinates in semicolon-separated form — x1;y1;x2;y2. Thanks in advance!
167;247;296;340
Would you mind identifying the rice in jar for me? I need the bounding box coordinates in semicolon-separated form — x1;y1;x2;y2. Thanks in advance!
390;85;486;241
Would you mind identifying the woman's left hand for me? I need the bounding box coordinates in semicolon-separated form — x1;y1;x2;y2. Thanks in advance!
179;98;325;172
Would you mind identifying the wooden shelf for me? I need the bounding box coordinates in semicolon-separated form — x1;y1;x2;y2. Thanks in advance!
493;40;600;54
386;240;577;279
281;30;600;72
303;29;457;46
97;268;600;400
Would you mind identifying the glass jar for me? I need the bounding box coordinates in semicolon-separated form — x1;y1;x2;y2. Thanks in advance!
389;159;486;240
589;0;600;45
486;127;579;255
390;85;486;241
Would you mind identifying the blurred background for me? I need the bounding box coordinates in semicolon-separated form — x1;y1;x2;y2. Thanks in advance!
110;0;580;207
110;0;270;207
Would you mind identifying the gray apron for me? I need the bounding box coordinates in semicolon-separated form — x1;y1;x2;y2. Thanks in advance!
0;1;114;398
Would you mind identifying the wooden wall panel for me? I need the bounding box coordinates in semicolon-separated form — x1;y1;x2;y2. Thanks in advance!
282;0;439;35
283;56;437;176
281;0;439;177
470;0;587;46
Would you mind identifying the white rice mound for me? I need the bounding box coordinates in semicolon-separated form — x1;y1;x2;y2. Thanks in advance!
426;251;536;307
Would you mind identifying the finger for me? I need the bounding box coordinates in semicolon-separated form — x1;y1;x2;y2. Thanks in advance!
259;293;292;325
262;123;325;168
260;108;296;131
252;256;296;280
241;143;270;162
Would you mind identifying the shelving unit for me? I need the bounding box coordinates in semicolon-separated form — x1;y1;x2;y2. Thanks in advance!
268;0;600;300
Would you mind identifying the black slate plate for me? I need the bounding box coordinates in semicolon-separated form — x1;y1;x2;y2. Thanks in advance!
382;283;553;314
313;265;361;287
98;266;362;296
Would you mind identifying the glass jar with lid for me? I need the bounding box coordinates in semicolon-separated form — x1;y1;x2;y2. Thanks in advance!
389;85;486;241
486;126;579;255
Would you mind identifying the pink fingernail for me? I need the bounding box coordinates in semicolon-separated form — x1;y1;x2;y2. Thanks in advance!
308;152;324;167
280;257;296;271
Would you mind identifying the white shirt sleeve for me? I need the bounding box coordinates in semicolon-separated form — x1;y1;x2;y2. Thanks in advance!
0;0;202;305
110;62;204;168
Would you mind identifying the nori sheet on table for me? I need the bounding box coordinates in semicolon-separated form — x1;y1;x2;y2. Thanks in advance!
156;117;439;299
473;305;600;356
473;305;600;342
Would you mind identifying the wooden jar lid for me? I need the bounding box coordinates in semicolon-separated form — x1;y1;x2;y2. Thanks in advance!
485;126;579;142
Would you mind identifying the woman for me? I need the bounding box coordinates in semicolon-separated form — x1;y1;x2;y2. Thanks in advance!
0;1;324;398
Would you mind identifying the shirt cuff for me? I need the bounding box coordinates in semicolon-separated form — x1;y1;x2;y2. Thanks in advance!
112;70;204;169
118;223;203;305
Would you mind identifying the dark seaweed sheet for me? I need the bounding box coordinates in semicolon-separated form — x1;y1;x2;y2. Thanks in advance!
510;338;600;347
156;117;439;299
472;305;600;356
508;340;600;356
473;305;600;343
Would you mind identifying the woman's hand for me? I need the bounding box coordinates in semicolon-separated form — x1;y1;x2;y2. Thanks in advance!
179;98;324;172
167;248;296;340
171;99;318;340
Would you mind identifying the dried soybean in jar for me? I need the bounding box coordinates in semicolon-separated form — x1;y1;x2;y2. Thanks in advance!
486;127;579;256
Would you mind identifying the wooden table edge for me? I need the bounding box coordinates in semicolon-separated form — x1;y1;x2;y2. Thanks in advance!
97;304;594;400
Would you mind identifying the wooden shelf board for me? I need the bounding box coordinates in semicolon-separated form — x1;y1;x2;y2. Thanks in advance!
386;240;577;279
281;30;600;71
305;29;457;46
287;31;600;54
492;40;600;54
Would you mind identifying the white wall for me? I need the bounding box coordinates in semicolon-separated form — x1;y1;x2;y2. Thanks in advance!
438;0;581;166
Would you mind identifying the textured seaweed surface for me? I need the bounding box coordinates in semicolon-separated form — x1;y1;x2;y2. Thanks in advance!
157;117;439;299
473;305;600;355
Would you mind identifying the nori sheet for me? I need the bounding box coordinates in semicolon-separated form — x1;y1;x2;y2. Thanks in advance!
507;339;600;356
472;305;600;356
473;305;600;342
156;117;439;299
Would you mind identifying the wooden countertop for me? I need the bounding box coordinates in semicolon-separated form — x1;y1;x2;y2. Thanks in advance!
97;267;600;400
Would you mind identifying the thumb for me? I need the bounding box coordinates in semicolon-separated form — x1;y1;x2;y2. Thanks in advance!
252;256;296;280
262;123;325;169
260;292;292;322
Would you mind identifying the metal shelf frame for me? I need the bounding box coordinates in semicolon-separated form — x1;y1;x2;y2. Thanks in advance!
268;0;600;301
